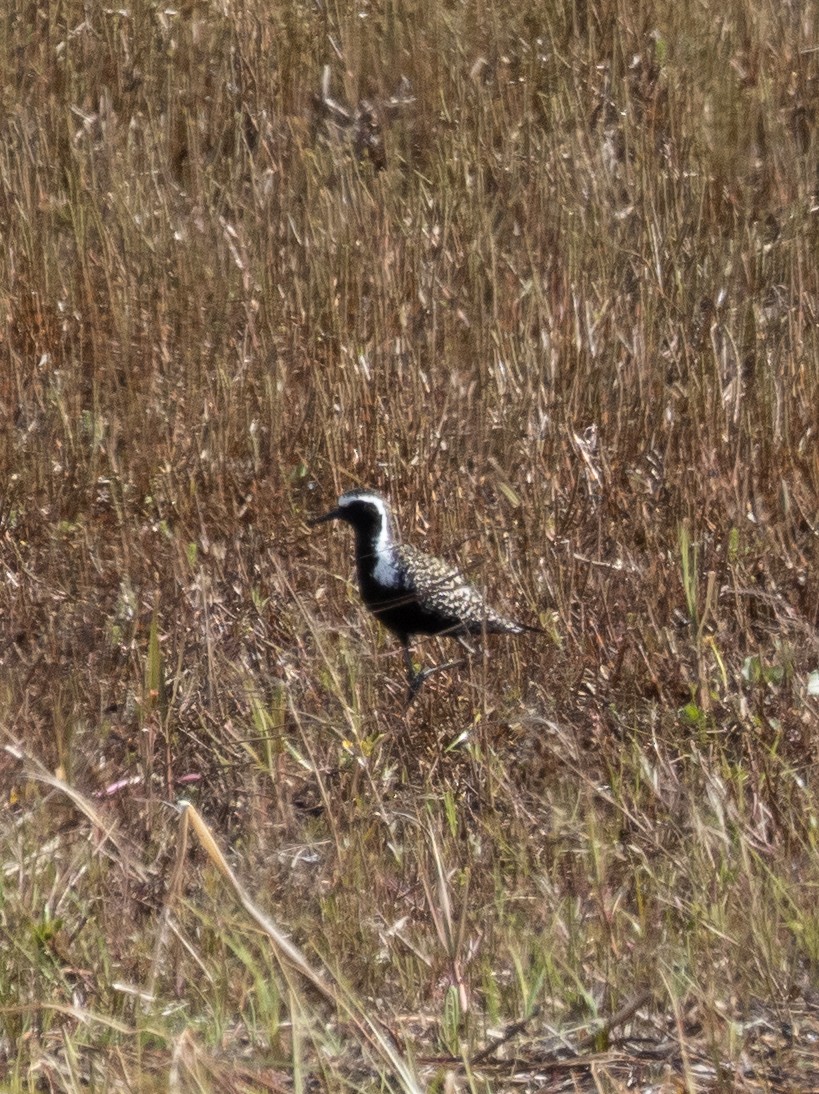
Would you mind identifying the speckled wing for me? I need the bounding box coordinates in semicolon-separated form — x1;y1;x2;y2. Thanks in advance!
395;543;523;635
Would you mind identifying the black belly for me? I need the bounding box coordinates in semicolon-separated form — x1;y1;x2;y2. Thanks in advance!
360;584;459;641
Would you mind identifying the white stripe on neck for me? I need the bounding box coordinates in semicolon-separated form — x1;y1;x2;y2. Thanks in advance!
338;491;402;588
371;498;400;588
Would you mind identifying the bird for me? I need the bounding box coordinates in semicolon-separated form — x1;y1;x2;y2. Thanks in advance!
310;488;539;699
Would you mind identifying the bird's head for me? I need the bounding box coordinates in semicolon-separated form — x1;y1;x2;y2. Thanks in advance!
310;489;392;540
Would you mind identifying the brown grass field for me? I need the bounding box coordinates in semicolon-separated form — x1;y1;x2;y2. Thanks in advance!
1;1;819;1090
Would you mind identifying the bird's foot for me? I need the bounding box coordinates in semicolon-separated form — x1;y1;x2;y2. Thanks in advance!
405;659;464;706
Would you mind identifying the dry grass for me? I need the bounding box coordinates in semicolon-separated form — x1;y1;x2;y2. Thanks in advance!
1;0;819;1090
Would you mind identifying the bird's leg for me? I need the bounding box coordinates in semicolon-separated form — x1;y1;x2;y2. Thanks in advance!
403;643;427;704
403;642;418;691
403;642;463;706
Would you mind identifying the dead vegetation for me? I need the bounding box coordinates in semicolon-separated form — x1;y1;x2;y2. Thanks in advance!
1;0;819;1090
